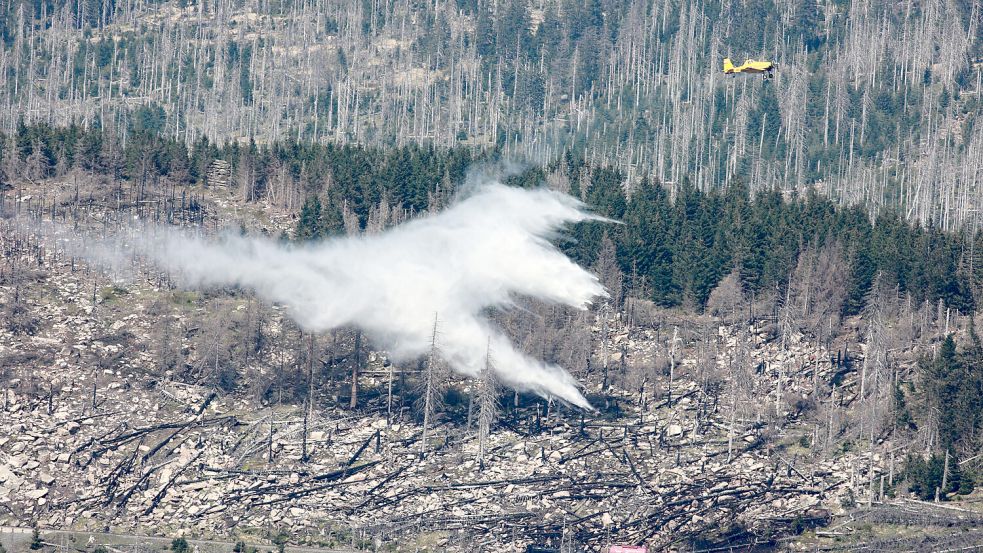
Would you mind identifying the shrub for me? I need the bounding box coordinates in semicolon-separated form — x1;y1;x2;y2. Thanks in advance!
170;537;190;553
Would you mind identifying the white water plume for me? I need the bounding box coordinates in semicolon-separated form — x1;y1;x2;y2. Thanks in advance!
65;181;608;408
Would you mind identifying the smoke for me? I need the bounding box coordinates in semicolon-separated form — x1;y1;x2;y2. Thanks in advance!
60;181;608;408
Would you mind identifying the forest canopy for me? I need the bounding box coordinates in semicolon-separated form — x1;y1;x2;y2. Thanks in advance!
3;122;979;319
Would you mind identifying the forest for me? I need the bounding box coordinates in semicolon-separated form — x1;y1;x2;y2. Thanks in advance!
4;128;983;549
4;121;980;316
2;0;983;546
1;0;981;228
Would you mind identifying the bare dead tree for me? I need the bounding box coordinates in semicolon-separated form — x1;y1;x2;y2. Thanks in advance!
858;273;899;445
706;269;746;324
667;326;680;406
419;314;443;458
728;324;754;462
303;333;314;462
476;340;499;470
593;233;623;310
350;329;362;409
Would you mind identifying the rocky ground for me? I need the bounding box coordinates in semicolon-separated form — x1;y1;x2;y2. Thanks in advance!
1;177;981;552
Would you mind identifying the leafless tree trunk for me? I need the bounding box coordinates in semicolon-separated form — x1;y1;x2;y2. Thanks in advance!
668;326;680;406
303;333;314;462
350;329;361;409
420;314;440;458
477;340;498;470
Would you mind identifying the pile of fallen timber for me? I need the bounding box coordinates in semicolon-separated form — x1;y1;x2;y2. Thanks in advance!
814;528;983;552
855;499;983;528
2;179;962;551
1;365;860;551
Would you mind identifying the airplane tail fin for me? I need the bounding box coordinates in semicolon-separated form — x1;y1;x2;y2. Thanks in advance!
723;58;734;73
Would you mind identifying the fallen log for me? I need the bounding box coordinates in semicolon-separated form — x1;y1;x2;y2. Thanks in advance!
247;460;382;508
621;448;657;494
143;450;204;515
141;424;188;464
73;421;128;456
346;429;379;467
365;464;408;496
559;437;600;464
113;458;176;512
426;474;564;491
50;410;120;430
348;465;412;513
102;439;143;502
194;391;217;416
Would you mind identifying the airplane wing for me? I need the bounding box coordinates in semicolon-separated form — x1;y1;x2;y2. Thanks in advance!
743;60;774;72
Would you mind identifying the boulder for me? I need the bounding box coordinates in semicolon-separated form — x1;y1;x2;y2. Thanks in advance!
25;487;49;500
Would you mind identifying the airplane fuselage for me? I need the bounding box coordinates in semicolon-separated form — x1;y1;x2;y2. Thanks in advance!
723;58;775;75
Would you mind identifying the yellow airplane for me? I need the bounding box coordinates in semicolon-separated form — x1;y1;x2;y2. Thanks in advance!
723;58;776;78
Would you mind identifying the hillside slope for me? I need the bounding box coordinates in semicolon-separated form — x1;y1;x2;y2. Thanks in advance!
2;0;981;226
